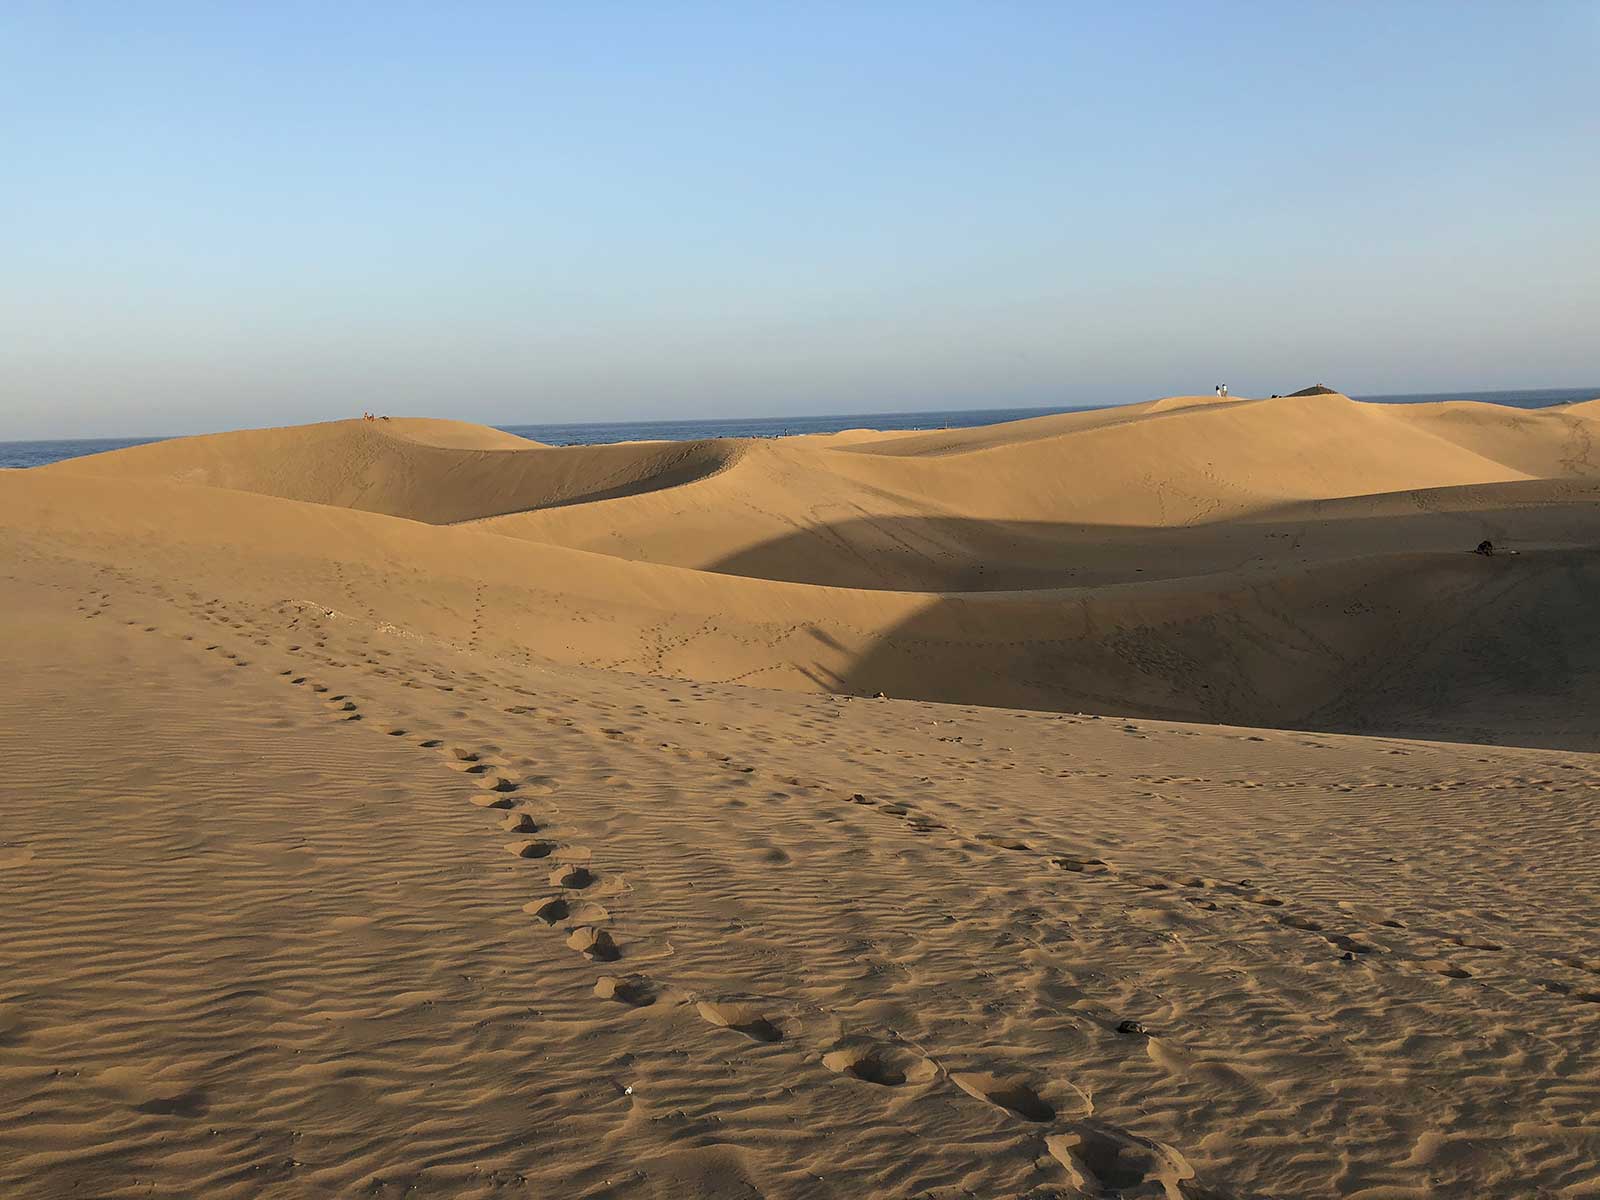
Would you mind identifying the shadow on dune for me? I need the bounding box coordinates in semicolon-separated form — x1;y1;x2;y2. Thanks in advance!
830;548;1600;751
702;498;1600;592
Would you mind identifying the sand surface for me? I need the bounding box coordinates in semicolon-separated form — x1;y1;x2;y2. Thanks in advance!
3;394;1600;1197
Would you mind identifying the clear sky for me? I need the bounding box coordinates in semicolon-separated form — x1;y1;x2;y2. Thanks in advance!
3;2;1597;438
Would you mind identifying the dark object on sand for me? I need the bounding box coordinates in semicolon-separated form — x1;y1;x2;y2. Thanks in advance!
1116;1019;1148;1036
1476;540;1494;556
1286;384;1339;397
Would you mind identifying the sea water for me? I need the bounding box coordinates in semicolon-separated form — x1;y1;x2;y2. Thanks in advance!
3;387;1596;468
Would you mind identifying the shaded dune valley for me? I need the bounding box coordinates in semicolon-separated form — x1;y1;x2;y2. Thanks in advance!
4;391;1600;1198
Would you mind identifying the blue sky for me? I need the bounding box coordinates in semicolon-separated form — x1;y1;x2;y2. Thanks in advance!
3;2;1597;438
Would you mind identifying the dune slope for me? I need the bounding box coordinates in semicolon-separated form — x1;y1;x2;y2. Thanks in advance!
8;394;1600;747
47;417;740;524
3;550;1598;1200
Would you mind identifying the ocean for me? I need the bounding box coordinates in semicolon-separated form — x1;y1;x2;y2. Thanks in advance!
3;386;1595;468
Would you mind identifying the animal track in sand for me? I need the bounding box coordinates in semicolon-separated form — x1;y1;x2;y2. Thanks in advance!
499;812;540;833
821;1038;937;1087
696;999;787;1044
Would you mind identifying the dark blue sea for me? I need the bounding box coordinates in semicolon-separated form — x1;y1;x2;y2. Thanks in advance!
3;386;1595;468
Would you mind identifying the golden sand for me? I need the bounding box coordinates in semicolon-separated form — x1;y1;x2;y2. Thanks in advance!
3;395;1598;1197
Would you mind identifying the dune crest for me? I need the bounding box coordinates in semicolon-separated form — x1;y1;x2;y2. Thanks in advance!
10;394;1600;746
48;416;742;524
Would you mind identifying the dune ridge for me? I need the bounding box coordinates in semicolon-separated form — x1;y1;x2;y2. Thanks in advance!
48;416;743;524
25;393;1600;747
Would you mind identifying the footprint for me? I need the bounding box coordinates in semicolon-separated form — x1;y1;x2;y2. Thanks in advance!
1326;933;1381;956
696;999;786;1044
821;1037;937;1086
526;897;611;926
1053;857;1110;876
1422;960;1473;979
505;840;558;859
470;795;516;810
499;812;540;833
551;866;596;889
977;835;1031;851
1046;1121;1196;1198
1448;935;1504;952
133;1088;210;1119
951;1070;1088;1122
1126;873;1171;891
567;926;621;962
594;974;658;1007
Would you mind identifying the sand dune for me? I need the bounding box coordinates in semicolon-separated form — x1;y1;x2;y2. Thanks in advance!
49;416;741;524
17;394;1600;745
4;394;1600;1198
472;393;1600;580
